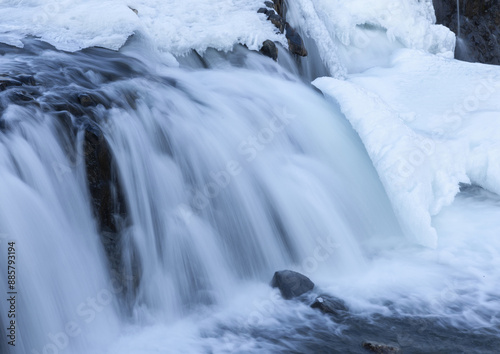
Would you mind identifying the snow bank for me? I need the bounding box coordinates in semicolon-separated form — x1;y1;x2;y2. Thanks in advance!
286;0;455;77
314;49;500;248
0;0;285;54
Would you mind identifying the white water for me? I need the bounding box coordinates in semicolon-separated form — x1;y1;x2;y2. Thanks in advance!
0;1;499;353
0;40;402;353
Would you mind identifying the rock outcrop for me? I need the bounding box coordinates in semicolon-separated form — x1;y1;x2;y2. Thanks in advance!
257;0;308;59
433;0;500;64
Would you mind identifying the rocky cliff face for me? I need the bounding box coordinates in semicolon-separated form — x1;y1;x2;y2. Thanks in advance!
433;0;500;64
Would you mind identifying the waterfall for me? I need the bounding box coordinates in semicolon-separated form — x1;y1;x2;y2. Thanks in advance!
0;39;400;353
1;1;499;353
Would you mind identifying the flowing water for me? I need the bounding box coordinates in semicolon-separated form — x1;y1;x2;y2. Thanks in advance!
0;3;499;354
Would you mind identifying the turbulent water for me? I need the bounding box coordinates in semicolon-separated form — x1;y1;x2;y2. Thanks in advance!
0;1;499;354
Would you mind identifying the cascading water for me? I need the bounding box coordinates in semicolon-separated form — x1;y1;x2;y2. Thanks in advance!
1;1;500;353
0;39;402;353
454;0;472;61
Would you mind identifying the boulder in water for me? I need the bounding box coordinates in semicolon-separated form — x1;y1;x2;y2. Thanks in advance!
271;270;314;299
362;341;400;353
260;40;278;61
78;93;95;107
311;295;348;314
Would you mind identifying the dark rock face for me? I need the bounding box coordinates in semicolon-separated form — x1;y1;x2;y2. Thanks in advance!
84;123;117;234
285;23;308;57
260;40;278;61
433;0;500;64
362;341;400;353
271;270;314;299
83;122;140;294
0;40;148;303
273;0;285;19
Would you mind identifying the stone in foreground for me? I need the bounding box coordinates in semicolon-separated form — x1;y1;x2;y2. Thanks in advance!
271;270;314;299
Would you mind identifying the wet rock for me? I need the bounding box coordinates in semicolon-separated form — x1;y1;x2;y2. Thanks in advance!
311;295;348;314
260;40;278;61
264;1;274;8
84;123;139;294
17;75;35;86
78;93;95;107
271;270;314;299
258;8;270;15
84;123;116;233
0;77;22;91
128;6;138;15
285;23;308;56
273;0;284;18
12;90;35;102
16;75;36;86
268;13;286;33
362;341;400;353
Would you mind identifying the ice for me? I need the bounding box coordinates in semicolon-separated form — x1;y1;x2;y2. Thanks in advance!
0;0;285;54
314;49;500;248
286;0;455;77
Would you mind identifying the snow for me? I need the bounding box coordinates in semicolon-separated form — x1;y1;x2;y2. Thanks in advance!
286;0;455;77
314;49;500;248
0;0;285;54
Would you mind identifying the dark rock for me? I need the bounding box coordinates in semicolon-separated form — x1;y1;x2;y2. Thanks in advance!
78;93;95;107
83;123;139;295
432;0;500;64
273;0;285;18
285;23;308;56
271;270;314;299
258;8;269;15
0;77;22;91
260;40;278;61
12;90;35;102
362;341;400;353
128;6;138;15
84;123;116;233
268;13;286;33
16;75;36;86
311;295;348;314
264;1;274;8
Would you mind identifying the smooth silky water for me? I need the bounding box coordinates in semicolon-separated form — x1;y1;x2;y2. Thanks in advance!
0;22;498;354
